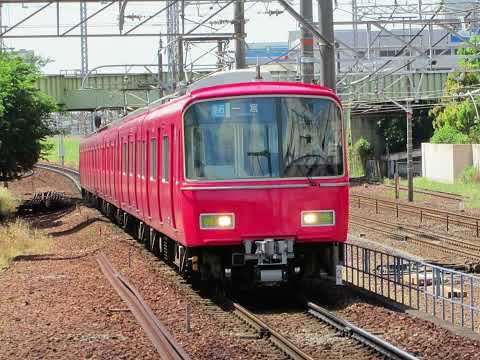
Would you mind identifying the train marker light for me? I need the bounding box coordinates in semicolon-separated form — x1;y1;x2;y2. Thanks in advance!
200;213;235;229
301;210;335;227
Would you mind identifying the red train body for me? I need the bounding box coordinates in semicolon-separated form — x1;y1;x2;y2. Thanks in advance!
80;80;348;288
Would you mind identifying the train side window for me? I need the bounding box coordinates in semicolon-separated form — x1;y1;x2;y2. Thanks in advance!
122;143;127;175
150;138;157;180
137;140;142;178
142;141;146;179
162;136;169;182
129;141;134;176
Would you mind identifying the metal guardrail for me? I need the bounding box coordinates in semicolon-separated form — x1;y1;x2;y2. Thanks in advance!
343;243;480;333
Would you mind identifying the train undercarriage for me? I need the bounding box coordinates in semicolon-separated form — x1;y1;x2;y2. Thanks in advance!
84;190;344;292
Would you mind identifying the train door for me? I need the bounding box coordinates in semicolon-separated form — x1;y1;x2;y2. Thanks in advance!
128;133;137;210
121;137;128;207
111;140;115;202
102;140;106;196
135;132;145;219
147;129;159;225
160;124;175;229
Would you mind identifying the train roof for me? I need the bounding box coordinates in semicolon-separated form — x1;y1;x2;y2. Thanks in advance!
83;79;339;142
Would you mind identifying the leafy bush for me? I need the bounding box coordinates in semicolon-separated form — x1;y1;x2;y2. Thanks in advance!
459;165;478;183
0;187;17;218
353;137;374;159
430;124;470;144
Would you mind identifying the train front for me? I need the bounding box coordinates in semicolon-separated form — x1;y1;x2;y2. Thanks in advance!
181;83;348;288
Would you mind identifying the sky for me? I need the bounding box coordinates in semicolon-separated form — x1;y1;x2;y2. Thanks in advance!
0;1;358;74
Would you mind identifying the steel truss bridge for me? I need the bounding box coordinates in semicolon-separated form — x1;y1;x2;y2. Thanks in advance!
37;70;449;112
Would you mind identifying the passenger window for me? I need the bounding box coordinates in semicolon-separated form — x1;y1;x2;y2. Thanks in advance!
150;138;157;180
142;141;146;178
137;141;142;177
122;143;127;175
129;141;134;176
162;136;169;182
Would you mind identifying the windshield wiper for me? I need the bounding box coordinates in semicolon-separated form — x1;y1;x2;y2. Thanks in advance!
247;150;272;176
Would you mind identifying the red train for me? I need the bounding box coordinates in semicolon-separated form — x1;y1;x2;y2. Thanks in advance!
80;75;348;289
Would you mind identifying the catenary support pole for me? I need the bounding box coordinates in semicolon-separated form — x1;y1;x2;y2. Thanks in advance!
318;0;335;90
234;0;246;69
157;41;163;97
0;4;3;51
406;104;414;202
300;0;313;83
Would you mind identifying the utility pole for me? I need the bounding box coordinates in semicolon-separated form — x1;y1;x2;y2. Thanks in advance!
217;41;224;70
234;0;246;69
178;0;185;83
0;4;3;52
300;0;314;83
405;73;413;202
318;0;335;90
158;39;164;98
80;0;88;76
406;103;414;202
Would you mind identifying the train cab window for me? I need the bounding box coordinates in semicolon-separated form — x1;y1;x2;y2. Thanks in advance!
150;138;157;180
184;97;343;180
122;143;127;175
162;136;169;182
129;141;134;176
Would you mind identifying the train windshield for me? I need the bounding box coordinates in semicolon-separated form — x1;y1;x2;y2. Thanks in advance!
184;96;343;180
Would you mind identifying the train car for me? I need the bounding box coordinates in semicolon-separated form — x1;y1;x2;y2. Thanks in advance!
80;72;348;290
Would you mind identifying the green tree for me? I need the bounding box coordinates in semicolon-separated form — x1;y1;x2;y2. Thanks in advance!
376;106;434;153
0;52;57;181
429;35;480;143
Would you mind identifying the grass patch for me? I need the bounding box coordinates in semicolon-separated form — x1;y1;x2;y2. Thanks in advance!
0;187;18;218
385;177;480;208
41;136;81;168
0;219;52;269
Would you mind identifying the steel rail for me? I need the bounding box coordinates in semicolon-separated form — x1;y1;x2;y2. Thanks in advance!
34;163;81;192
231;302;314;360
351;193;477;222
350;215;480;262
96;252;191;360
381;183;464;201
351;194;480;236
307;302;419;360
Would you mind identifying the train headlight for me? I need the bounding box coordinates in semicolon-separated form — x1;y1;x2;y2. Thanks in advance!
200;213;235;229
301;210;335;227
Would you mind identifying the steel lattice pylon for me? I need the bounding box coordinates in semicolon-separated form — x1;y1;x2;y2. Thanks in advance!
166;0;179;88
80;0;88;76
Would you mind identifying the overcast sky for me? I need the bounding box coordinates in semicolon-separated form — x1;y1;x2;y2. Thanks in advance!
1;1;359;74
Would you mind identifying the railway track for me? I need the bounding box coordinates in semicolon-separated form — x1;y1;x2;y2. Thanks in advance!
34;163;81;192
350;214;480;263
232;300;418;360
381;184;464;202
96;252;191;360
306;302;418;360
351;193;480;237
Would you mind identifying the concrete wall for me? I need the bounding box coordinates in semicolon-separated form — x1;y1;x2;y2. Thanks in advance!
453;144;473;179
350;115;385;157
422;143;474;183
473;144;480;170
